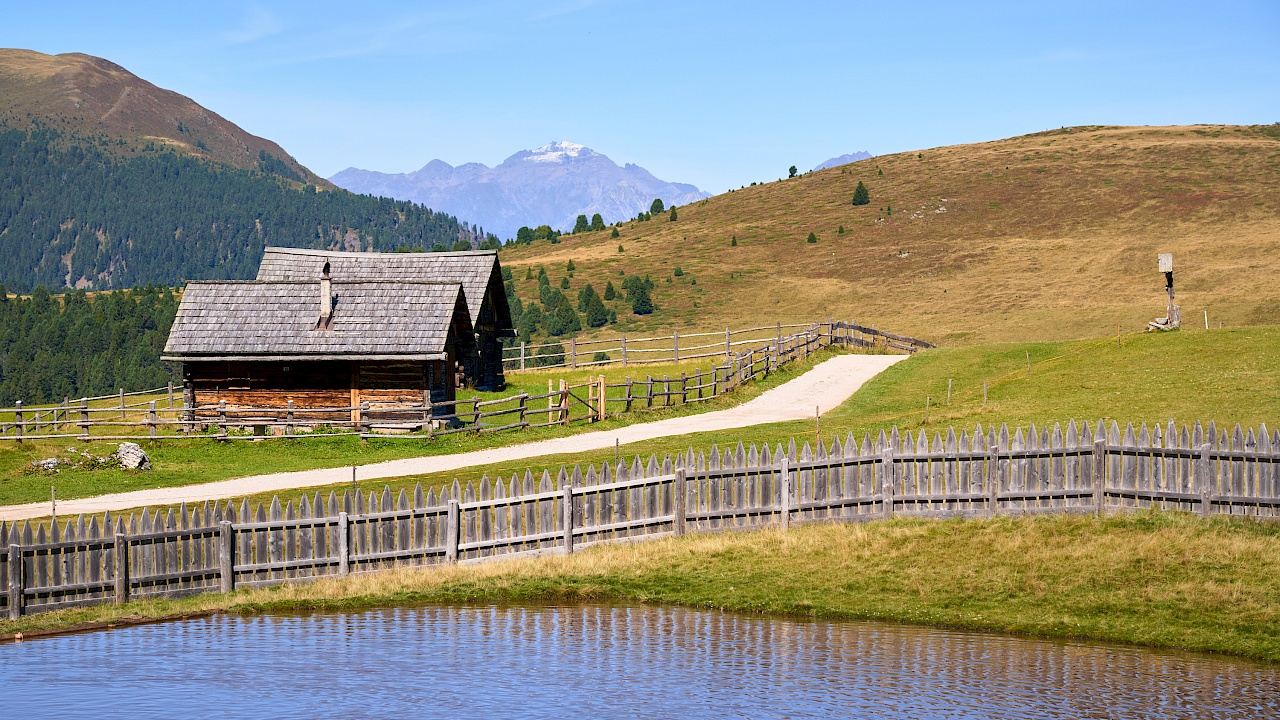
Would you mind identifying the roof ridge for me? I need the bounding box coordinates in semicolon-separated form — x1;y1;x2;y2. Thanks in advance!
263;246;498;258
186;280;464;286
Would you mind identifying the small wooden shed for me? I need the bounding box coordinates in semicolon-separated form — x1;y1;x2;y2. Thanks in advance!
256;247;513;389
162;274;474;422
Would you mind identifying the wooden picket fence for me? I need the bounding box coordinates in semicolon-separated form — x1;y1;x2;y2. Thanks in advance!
4;417;1278;620
0;320;930;443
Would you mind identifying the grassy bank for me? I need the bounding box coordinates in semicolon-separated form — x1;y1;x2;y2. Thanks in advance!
0;350;836;505
5;512;1279;662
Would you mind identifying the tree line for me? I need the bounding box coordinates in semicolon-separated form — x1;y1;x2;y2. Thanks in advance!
0;284;179;406
0;126;483;292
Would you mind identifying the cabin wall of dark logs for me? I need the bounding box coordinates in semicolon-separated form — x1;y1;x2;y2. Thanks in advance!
183;360;455;421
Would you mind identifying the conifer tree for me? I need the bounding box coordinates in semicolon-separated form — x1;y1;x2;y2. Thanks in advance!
573;215;590;233
590;214;606;232
807;232;818;243
669;208;678;222
650;198;665;215
852;181;870;206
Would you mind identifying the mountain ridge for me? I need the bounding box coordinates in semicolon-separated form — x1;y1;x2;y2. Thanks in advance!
0;48;327;186
331;141;710;239
814;151;873;171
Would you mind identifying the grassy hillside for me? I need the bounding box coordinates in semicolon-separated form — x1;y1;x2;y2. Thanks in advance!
0;48;323;184
499;125;1280;345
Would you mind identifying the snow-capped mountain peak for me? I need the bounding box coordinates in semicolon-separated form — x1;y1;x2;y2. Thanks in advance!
526;141;592;163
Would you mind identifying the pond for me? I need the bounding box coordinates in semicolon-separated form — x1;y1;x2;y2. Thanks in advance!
2;605;1275;718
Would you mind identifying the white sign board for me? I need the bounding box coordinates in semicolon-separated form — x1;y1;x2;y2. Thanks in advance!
1158;253;1173;273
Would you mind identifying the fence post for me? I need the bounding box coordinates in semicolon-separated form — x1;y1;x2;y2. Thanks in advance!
621;334;628;366
562;486;575;554
167;381;174;409
13;401;20;443
625;378;633;413
673;330;680;362
183;382;195;434
1092;439;1106;515
570;338;577;369
119;388;125;419
779;456;791;531
680;373;688;404
359;402;370;437
1197;443;1213;518
7;544;21;620
520;341;526;371
287;399;295;437
218;400;228;440
880;448;895;519
988;444;1001;517
337;512;351;576
446;501;459;563
218;522;235;592
560;380;569;426
673;469;687;536
79;398;89;440
726;327;732;359
113;533;129;605
597;375;606;421
519;393;528;428
148;401;157;440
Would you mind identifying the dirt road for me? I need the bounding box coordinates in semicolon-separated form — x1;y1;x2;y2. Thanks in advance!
0;354;906;521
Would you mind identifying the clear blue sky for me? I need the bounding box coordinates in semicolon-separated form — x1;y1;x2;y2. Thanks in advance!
4;1;1278;192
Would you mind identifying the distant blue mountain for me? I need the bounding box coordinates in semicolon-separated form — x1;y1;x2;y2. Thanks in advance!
813;151;873;171
330;142;710;240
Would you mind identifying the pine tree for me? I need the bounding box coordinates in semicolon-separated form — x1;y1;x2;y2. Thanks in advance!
566;259;575;272
610;227;619;238
630;284;654;315
604;281;617;300
669;208;677;222
585;293;609;327
650;198;665;215
788;165;797;178
807;232;818;243
573;215;589;233
852;181;870;206
590;214;606;232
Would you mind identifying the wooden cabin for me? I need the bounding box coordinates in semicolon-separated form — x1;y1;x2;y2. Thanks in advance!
162;269;475;422
255;247;514;390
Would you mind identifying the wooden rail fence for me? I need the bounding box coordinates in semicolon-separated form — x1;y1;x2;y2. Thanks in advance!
4;417;1276;619
0;320;929;443
502;319;931;370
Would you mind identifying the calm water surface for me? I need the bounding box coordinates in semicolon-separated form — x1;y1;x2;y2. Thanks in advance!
2;605;1276;718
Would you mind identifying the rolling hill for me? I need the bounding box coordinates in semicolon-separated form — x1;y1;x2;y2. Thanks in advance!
0;48;322;185
498;125;1280;345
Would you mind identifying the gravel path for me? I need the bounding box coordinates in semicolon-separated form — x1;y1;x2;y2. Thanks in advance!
0;354;906;521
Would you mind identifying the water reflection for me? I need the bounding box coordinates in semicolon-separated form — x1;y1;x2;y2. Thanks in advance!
3;605;1275;718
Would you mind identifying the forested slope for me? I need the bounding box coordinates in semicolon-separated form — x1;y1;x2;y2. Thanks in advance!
0;127;480;291
0;285;178;405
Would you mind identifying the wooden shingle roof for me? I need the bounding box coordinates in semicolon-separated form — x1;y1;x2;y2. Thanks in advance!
162;280;470;361
256;247;511;331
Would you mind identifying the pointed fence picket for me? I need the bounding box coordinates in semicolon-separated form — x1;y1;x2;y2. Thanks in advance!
5;418;1279;619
